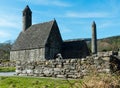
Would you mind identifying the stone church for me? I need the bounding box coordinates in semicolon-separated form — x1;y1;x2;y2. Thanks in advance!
10;5;90;61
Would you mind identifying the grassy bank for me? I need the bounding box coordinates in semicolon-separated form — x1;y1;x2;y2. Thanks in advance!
0;67;15;72
0;74;120;88
0;76;81;88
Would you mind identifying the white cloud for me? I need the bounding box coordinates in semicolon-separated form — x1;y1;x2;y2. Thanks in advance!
50;0;71;7
19;0;71;7
59;25;72;34
98;21;120;29
60;28;71;34
0;18;18;28
65;12;112;18
98;22;111;29
0;14;21;29
0;31;11;38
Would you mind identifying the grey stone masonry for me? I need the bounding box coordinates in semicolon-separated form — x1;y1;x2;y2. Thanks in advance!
91;21;97;54
118;49;120;56
15;51;120;79
22;5;32;31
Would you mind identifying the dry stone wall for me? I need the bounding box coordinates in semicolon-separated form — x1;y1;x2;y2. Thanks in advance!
16;51;120;79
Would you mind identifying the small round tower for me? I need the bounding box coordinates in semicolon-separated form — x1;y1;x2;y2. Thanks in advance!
91;21;97;54
22;5;32;31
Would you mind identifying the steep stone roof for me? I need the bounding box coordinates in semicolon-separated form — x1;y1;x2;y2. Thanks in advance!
23;5;32;13
63;40;87;50
62;40;90;58
12;20;56;51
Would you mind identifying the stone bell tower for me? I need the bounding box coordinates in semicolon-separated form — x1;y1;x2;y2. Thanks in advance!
22;5;32;31
91;21;97;54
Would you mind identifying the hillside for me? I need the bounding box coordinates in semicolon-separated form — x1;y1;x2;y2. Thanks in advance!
97;35;120;52
0;41;12;60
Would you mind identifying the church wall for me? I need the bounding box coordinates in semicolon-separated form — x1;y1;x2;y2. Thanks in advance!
10;48;45;61
45;47;60;59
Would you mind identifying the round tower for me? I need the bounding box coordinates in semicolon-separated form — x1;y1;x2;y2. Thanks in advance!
22;5;32;31
91;21;97;54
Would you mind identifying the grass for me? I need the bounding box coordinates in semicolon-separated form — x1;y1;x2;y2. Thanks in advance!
0;76;82;88
0;67;16;72
0;74;120;88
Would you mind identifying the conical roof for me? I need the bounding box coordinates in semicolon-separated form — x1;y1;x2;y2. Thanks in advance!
23;5;32;13
92;21;96;27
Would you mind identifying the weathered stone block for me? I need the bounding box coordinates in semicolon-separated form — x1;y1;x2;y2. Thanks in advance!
66;72;74;75
82;70;88;75
67;75;77;78
70;66;76;70
102;69;110;73
64;65;70;69
28;73;34;76
16;61;21;65
102;57;110;61
38;74;44;77
19;74;28;76
22;70;27;74
94;56;99;60
16;70;21;74
118;51;120;56
27;69;34;74
70;70;77;73
34;69;43;74
34;73;39;77
70;59;77;63
43;68;53;76
51;64;56;68
28;66;35;69
56;64;63;68
54;68;61;72
65;69;70;72
54;71;60;75
56;75;65;78
66;59;70;63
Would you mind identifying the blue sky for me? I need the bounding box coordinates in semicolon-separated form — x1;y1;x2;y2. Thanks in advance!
0;0;120;43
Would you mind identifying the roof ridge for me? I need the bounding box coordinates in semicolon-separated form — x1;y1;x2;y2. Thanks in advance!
32;20;55;26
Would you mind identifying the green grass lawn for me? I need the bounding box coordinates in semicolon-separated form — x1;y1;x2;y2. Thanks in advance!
0;67;16;72
0;74;120;88
0;76;82;88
